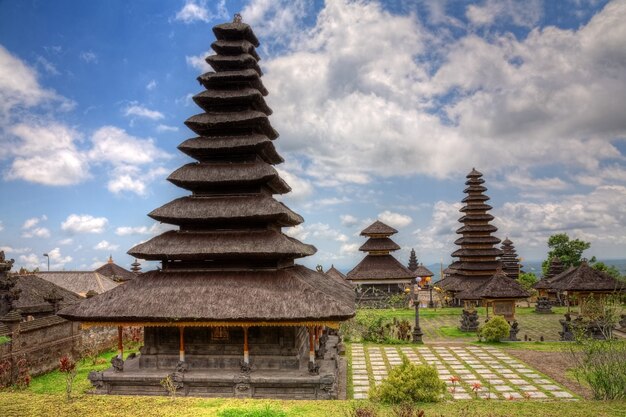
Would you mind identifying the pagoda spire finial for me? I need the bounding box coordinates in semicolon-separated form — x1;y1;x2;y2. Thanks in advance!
233;12;242;23
107;255;113;264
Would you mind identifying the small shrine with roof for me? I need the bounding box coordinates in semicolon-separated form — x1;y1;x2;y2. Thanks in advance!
59;17;354;399
346;220;415;299
500;238;522;280
533;256;565;313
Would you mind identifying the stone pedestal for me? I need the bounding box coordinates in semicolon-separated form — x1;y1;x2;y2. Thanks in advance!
459;309;479;332
534;297;553;314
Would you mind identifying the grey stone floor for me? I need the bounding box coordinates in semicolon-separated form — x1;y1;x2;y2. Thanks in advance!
351;344;576;401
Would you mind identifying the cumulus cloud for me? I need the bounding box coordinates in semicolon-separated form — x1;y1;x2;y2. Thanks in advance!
94;240;119;251
156;124;179;133
123;103;164;120
254;0;626;189
20;247;71;270
0;246;30;254
22;215;47;230
378;210;413;229
115;222;176;236
185;51;211;73
0;221;3;232
340;214;359;227
466;0;542;28
61;214;108;234
146;79;157;90
175;0;228;24
22;227;51;239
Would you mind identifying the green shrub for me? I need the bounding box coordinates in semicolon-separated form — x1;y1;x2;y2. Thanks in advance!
478;315;510;342
370;355;446;404
571;337;626;399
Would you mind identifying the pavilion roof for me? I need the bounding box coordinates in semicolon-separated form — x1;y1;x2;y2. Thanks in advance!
413;264;434;277
347;255;415;281
95;260;136;282
13;274;81;314
472;269;530;299
360;220;398;236
58;266;354;324
549;262;626;292
36;272;118;298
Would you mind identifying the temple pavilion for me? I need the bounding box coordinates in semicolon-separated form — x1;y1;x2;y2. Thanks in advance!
437;169;503;305
500;238;522;279
346;221;415;297
59;18;355;399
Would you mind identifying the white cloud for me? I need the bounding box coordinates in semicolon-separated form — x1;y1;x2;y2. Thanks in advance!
36;56;60;75
94;240;119;251
284;224;309;241
175;0;210;23
0;44;71;117
123;103;164;120
146;79;157;90
61;214;108;234
275;165;314;201
22;227;51;239
340;214;359;227
185;52;211;73
156;124;179;133
340;243;360;255
0;246;30;254
412;201;463;256
79;51;97;63
241;0;311;47
5;123;89;185
115;222;175;236
378;211;413;229
0;221;3;232
22;215;47;230
89;126;168;166
20;247;71;270
19;253;42;270
58;238;73;245
466;0;542;28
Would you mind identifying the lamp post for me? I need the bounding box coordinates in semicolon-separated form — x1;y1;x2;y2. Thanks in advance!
412;277;423;344
428;284;434;308
43;253;49;271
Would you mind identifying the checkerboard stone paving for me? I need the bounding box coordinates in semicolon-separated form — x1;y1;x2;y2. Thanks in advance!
350;344;576;401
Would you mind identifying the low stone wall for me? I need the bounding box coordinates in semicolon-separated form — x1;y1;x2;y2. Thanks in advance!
0;316;117;385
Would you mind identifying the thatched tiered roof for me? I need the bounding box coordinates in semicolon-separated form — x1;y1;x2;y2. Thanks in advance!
59;20;354;326
500;238;522;279
549;262;626;293
347;221;414;283
95;256;136;282
440;169;502;300
37;272;118;298
534;257;565;291
471;269;529;300
407;248;418;272
414;263;434;278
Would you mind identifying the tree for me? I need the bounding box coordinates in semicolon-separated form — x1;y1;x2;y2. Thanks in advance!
542;233;593;276
517;272;538;306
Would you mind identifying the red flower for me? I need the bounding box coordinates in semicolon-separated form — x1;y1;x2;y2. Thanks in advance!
59;356;76;373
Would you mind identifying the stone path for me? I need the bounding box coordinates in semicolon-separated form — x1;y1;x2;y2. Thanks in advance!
351;344;576;401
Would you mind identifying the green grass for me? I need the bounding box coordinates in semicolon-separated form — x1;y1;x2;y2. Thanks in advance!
439;326;475;338
0;336;10;345
28;348;138;395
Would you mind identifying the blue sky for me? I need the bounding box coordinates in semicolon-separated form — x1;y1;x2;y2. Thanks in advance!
1;0;625;273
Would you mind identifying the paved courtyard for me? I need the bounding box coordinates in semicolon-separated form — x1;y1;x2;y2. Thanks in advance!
350;343;576;401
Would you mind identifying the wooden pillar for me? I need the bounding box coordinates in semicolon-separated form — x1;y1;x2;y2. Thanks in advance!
117;326;123;359
308;326;315;364
314;326;320;351
243;326;249;365
179;326;185;362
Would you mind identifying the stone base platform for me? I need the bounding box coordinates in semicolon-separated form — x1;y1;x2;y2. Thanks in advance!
88;335;343;400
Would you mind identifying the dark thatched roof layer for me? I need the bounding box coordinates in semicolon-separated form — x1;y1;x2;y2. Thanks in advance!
58;266;354;323
452;248;503;257
149;195;303;227
458;214;494;222
456;224;498;234
178;135;282;164
534;257;566;290
168;162;290;193
206;53;262;76
192;88;271;114
413;264;434;277
211;39;260;61
198;69;268;96
13;274;82;314
347;255;415;281
473;270;529;299
361;221;398;236
95;261;136;282
459;204;492;212
359;237;400;252
184;111;279;139
549;262;626;292
213;22;260;47
128;230;316;261
35;272;118;297
500;237;522;279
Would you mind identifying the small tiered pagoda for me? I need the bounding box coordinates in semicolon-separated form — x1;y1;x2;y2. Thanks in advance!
59;17;354;399
500;238;522;279
407;249;419;272
346;221;415;297
438;169;503;304
95;256;136;282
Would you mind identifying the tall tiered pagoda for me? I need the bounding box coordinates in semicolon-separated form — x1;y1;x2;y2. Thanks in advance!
407;249;419;272
438;169;503;304
59;18;354;399
500;238;522;279
346;221;415;296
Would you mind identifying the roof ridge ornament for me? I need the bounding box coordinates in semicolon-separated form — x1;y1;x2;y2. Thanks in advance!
233;13;242;23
